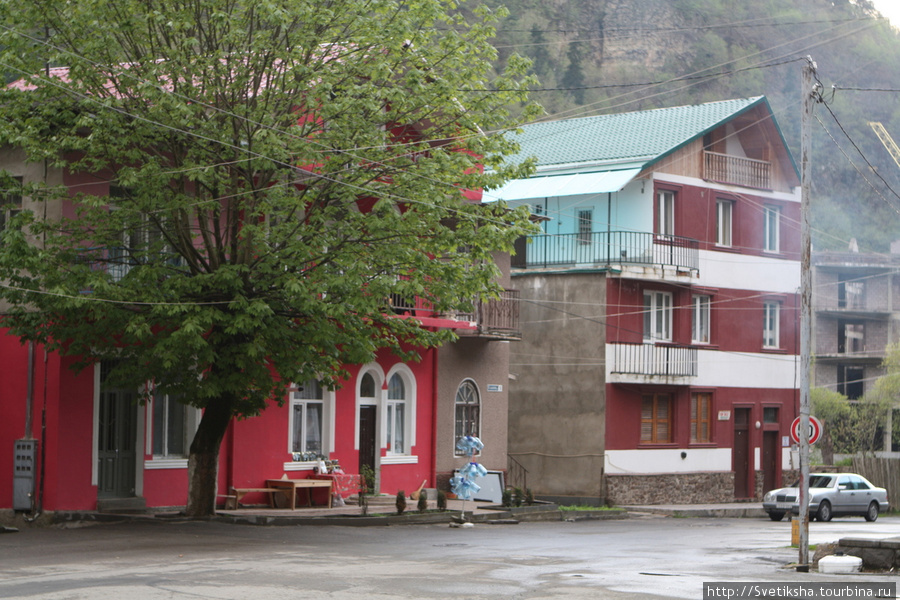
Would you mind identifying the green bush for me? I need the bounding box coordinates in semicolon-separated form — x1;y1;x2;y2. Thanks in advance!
437;489;447;511
417;489;428;512
396;490;407;514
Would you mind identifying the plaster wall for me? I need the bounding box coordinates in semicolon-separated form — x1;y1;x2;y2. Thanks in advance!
507;271;607;497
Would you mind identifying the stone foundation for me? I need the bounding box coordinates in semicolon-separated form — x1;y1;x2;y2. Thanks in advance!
606;471;735;505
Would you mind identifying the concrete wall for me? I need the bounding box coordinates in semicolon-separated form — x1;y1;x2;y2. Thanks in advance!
507;270;607;497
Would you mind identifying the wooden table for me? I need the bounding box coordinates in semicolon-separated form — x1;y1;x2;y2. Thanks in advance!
311;473;363;499
266;479;334;509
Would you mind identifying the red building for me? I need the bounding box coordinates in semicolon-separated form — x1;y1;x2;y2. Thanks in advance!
496;97;802;504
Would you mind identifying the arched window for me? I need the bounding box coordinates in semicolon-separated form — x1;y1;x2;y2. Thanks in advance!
360;372;376;398
386;373;406;454
454;380;480;454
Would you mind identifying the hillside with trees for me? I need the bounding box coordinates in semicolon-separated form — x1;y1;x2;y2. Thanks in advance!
479;0;900;252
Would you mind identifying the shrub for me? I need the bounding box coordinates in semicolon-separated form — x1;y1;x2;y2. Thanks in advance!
502;489;513;507
437;489;448;511
513;487;524;507
396;490;407;514
525;488;535;506
417;489;428;512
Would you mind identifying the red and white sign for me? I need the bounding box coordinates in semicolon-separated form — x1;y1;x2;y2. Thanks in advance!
790;416;822;445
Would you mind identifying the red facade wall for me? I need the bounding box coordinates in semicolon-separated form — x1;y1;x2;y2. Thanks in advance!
1;329;441;512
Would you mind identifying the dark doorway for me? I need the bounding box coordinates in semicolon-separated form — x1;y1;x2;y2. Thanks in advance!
733;408;750;499
358;405;377;484
97;363;137;498
762;431;778;493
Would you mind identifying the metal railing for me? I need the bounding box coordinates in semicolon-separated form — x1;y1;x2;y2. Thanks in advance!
512;231;698;272
704;151;771;189
609;343;697;377
507;454;528;491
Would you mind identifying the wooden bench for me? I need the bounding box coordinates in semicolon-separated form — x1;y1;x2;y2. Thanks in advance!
224;487;285;510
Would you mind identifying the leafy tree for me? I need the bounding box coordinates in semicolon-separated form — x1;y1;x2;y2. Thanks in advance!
0;0;538;517
811;387;853;464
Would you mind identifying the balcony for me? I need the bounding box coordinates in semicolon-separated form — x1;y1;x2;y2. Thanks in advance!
455;289;521;340
390;289;521;340
512;231;699;273
704;151;771;190
609;343;697;382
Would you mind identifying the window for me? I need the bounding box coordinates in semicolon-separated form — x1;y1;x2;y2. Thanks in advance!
838;320;865;354
763;301;780;348
152;391;191;458
386;373;406;454
691;393;711;443
838;365;865;400
763;407;778;424
577;209;593;244
657;190;675;236
716;200;732;246
838;275;865;309
691;295;711;344
641;394;671;443
454;380;480;454
643;291;673;342
763;205;780;252
0;176;22;235
291;379;324;457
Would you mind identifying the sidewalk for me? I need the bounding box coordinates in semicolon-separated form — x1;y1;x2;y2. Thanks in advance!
620;502;766;518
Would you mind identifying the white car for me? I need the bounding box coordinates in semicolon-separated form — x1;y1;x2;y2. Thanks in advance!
762;473;889;522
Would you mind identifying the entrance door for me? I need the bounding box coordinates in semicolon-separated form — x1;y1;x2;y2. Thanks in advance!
762;430;778;493
358;405;377;488
733;408;750;498
97;382;137;498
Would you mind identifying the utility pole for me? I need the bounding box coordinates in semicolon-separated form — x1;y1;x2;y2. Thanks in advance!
798;56;820;571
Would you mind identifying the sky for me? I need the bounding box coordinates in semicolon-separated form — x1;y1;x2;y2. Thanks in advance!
871;0;900;28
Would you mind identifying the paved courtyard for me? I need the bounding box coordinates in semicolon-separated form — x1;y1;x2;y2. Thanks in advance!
2;513;900;599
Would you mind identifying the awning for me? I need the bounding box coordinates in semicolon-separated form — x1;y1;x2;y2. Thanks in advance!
484;168;641;202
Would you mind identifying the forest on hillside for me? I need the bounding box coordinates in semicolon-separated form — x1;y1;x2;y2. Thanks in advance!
472;0;900;252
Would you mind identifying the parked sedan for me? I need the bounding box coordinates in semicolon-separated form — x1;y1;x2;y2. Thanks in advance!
762;473;889;522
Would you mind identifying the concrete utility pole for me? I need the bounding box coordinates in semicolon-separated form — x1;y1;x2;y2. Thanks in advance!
798;56;820;571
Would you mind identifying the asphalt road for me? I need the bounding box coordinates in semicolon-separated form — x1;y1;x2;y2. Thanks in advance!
2;513;900;599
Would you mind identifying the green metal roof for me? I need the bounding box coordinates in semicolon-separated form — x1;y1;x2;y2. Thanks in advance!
504;96;769;171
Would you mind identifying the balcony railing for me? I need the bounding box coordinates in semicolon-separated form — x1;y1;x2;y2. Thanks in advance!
512;231;698;272
609;343;697;378
704;151;771;190
391;289;521;338
456;289;521;338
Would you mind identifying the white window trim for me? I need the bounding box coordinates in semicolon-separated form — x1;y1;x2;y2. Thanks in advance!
144;389;200;461
657;190;675;236
287;381;335;457
763;301;780;349
643;290;673;343
382;364;416;455
691;294;711;344
354;364;384;451
716;199;732;247
763;205;780;253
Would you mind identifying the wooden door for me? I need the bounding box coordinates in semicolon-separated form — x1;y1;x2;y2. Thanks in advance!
733;408;750;498
358;405;377;488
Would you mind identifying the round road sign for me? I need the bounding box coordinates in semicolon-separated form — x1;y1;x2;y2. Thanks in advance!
790;416;822;445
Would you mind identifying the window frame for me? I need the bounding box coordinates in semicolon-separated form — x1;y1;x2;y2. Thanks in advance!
454;380;481;455
0;176;23;235
691;294;711;344
643;290;673;343
150;391;197;459
690;392;712;443
577;209;593;245
288;379;333;459
384;369;416;456
641;393;672;444
715;199;733;247
657;190;675;236
763;301;780;349
763;205;780;253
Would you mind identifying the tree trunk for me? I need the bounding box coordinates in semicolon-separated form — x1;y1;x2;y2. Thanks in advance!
184;393;236;518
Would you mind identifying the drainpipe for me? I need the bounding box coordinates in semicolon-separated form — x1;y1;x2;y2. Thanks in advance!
24;341;34;438
24;348;47;522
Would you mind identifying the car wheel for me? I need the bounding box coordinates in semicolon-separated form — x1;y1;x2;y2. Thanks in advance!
769;511;785;522
817;500;832;522
865;501;879;522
